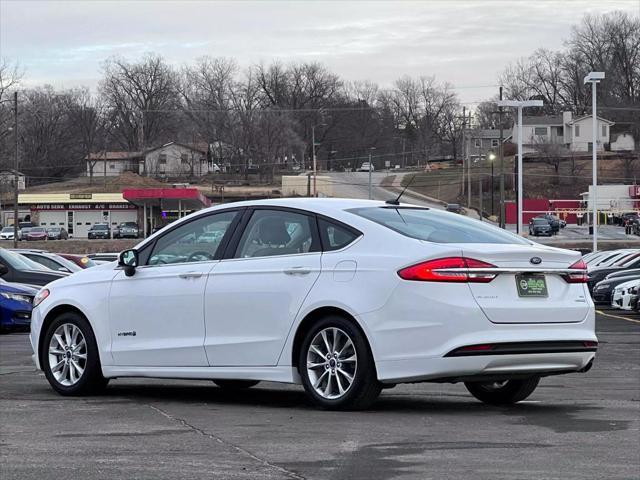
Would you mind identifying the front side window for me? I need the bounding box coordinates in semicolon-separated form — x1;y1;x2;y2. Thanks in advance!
349;207;530;245
235;209;316;258
148;210;238;265
318;218;360;251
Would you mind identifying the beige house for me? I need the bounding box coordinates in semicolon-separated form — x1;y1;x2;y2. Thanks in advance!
514;111;615;153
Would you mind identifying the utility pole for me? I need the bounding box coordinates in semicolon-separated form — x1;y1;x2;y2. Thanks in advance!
312;125;317;197
467;112;472;208
498;86;505;229
461;107;466;197
368;147;376;200
478;173;483;221
12;92;19;249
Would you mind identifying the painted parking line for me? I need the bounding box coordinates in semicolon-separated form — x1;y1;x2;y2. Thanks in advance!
597;310;640;324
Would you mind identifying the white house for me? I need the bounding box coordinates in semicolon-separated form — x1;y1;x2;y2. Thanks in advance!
85;151;143;177
85;142;216;178
142;142;209;177
0;169;26;190
513;111;615;153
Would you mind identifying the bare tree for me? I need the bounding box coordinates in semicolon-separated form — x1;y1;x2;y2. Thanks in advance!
100;54;180;152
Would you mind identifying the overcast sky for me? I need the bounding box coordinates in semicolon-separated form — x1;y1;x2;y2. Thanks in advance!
1;0;638;104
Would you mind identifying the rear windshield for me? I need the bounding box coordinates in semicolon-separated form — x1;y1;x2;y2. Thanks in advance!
532;219;548;225
348;207;530;244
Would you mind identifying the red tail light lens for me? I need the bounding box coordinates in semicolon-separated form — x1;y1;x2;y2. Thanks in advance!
563;259;588;283
398;257;497;283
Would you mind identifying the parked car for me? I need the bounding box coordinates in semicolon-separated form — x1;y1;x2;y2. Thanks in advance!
113;222;140;239
58;253;97;269
87;223;111;240
86;252;119;263
528;218;552;237
0;226;16;240
591;271;640;304
588;249;637;270
559;219;567;229
358;162;374;172
446;203;462;214
541;214;560;234
31;198;596;410
12;250;82;274
611;279;640;311
588;252;640;291
0;278;37;332
25;227;48;241
19;227;33;241
46;227;68;240
0;248;69;286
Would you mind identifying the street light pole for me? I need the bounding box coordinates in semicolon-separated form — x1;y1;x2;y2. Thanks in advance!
368;147;376;200
497;99;544;236
311;122;327;197
13;91;18;249
584;72;605;253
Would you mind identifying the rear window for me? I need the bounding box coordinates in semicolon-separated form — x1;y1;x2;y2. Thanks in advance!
348;207;530;244
532;219;548;225
92;224;109;230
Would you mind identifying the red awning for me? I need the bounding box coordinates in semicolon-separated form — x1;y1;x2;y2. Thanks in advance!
123;188;211;209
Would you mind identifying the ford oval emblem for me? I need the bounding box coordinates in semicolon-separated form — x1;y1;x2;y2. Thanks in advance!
530;256;542;265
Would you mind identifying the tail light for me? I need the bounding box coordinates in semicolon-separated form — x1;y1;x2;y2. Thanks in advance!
398;257;497;283
563;259;588;283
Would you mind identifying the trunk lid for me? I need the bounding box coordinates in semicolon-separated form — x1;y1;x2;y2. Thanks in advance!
459;244;590;324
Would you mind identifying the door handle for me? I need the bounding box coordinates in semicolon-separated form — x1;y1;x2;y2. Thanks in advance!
179;272;203;279
283;267;312;275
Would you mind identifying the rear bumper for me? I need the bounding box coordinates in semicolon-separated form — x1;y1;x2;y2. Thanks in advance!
377;351;596;383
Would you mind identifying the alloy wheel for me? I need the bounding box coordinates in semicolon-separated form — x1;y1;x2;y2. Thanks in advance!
306;327;357;400
48;323;87;386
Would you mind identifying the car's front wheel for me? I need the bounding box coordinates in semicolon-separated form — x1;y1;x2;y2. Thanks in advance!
464;377;539;405
41;312;108;396
299;316;381;410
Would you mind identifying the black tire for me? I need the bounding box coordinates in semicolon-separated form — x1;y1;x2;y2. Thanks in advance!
464;377;540;405
298;315;381;410
41;312;108;396
213;380;260;390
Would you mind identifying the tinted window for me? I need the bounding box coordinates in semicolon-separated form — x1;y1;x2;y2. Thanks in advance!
235;209;316;258
148;211;238;265
92;224;109;230
318;218;360;251
349;207;530;244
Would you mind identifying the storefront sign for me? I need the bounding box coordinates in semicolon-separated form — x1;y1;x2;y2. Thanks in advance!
31;203;137;211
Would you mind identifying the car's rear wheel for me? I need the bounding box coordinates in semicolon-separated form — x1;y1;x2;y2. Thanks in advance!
41;312;108;396
464;377;540;405
298;316;381;410
213;380;260;389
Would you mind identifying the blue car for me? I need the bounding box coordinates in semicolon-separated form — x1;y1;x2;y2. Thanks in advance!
0;279;38;332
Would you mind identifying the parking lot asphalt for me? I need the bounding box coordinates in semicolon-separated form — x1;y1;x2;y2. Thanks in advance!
1;311;638;480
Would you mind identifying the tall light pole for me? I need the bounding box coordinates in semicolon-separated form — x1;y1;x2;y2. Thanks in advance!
488;152;496;216
584;72;605;253
368;147;376;200
13;92;19;249
311;122;326;197
497;99;543;235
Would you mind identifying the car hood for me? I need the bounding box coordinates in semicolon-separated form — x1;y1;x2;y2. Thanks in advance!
45;260;118;290
0;282;39;295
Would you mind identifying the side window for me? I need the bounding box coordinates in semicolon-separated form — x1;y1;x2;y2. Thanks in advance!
235;209;316;258
148;211;238;265
318;218;360;251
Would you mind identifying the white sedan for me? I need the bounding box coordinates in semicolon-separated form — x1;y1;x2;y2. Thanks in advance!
611;279;640;310
29;198;597;410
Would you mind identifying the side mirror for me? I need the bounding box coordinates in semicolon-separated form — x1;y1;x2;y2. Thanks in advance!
0;263;8;276
118;249;139;277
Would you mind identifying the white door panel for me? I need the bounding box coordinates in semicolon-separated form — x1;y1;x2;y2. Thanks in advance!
204;254;321;366
109;263;214;366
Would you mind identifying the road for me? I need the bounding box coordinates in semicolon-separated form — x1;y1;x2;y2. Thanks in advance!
324;172;443;208
1;310;638;480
